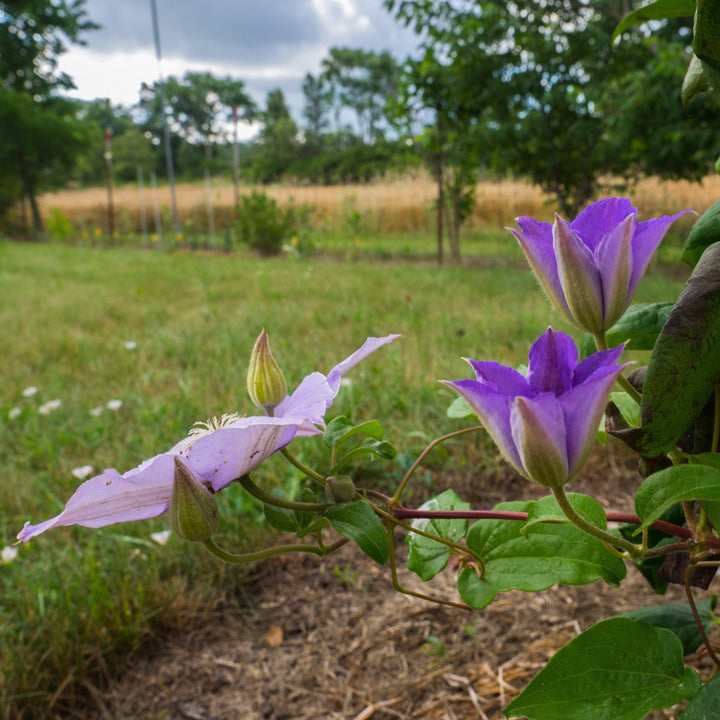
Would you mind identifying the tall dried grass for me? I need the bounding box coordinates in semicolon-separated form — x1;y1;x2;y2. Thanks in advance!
36;172;717;235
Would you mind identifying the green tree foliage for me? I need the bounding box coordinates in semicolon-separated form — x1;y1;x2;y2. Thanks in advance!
386;0;718;218
251;88;299;182
139;71;256;177
0;0;96;232
320;47;401;142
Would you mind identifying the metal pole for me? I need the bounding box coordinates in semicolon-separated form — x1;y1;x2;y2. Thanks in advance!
150;171;163;250
204;169;216;250
137;165;149;246
149;0;180;236
104;128;115;242
232;104;240;211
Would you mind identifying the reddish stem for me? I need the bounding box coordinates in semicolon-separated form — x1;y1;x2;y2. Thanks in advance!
391;507;720;546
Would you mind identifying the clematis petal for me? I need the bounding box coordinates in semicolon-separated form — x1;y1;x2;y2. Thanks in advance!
325;334;401;395
466;360;534;397
560;366;628;476
554;216;604;334
17;455;176;542
509;219;570;317
526;328;577;395
573;343;627;387
595;213;634;329
444;379;524;473
182;417;299;492
627;211;693;299
276;334;401;435
570;197;636;252
511;396;568;488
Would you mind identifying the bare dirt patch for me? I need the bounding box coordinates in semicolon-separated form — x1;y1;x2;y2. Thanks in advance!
90;453;709;720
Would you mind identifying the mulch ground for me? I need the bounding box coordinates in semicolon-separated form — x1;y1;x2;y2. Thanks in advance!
88;448;712;720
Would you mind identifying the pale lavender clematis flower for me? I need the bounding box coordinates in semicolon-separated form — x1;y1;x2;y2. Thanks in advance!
508;198;691;335
445;328;629;489
17;334;399;542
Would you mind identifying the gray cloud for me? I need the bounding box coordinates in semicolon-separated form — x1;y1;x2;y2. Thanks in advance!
73;0;421;118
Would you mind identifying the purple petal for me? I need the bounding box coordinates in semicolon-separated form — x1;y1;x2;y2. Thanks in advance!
508;220;570;316
325;334;401;395
628;211;693;298
17;454;176;542
570;198;637;251
445;379;524;472
573;344;627;387
182;417;300;492
526;328;577;395
511;395;568;487
275;371;333;433
595;213;634;328
559;367;627;476
466;359;534;397
554;216;604;333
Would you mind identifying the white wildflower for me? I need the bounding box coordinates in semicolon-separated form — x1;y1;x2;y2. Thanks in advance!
151;530;171;546
89;406;103;417
22;386;38;397
8;407;21;420
1;546;18;564
71;465;94;480
106;399;123;411
124;341;137;350
38;399;61;415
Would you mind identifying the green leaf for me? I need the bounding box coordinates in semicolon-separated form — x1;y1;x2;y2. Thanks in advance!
618;596;717;655
682;54;713;110
612;0;695;42
638;243;720;456
263;488;324;537
505;618;701;720
324;416;384;448
331;439;397;472
406;489;470;581
610;391;641;428
464;501;626;597
683;199;720;268
457;567;496;610
635;464;720;530
323;415;384;447
605;302;674;350
678;672;720;719
523;493;607;532
324;500;389;564
694;0;720;74
447;395;474;418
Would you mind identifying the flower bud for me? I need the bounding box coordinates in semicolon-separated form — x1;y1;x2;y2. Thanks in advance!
325;475;356;504
170;456;219;542
247;329;288;411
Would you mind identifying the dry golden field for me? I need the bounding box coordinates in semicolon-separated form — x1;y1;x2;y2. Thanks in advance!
36;172;717;235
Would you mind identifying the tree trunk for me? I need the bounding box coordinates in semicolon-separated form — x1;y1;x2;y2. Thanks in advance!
448;189;461;265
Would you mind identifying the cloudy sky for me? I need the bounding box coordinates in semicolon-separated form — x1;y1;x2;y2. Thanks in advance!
58;0;422;138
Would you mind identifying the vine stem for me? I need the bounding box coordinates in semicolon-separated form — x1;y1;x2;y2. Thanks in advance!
685;562;720;668
594;333;642;404
203;537;327;564
390;426;483;506
238;474;328;511
552;485;642;557
280;447;325;483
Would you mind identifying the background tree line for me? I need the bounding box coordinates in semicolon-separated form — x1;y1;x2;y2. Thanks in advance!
1;0;718;244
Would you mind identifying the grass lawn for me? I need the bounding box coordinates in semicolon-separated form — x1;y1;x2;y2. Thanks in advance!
0;239;688;717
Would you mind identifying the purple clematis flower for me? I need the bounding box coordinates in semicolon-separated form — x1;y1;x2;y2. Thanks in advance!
445;328;629;489
508;198;691;335
17;334;400;542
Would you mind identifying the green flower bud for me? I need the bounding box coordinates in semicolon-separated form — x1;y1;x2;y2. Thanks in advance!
247;328;288;411
325;475;356;504
170;456;219;542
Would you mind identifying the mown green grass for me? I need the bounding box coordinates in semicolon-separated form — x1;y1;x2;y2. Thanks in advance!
0;239;687;717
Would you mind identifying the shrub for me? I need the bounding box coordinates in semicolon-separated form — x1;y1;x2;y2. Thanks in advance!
235;190;313;256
